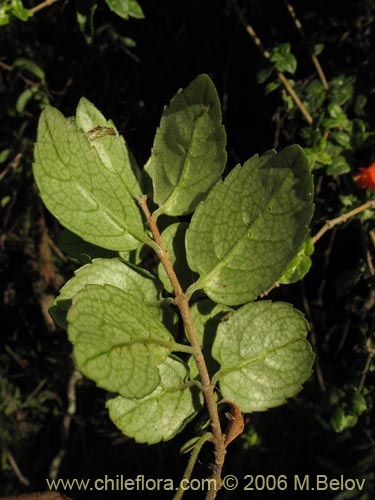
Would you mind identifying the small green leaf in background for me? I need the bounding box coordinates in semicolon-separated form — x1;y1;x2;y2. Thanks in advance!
0;149;11;164
107;357;200;444
270;43;297;74
326;156;351;175
329;75;354;106
0;0;32;25
76;0;98;44
67;284;174;399
312;43;324;56
304;79;326;114
328;386;367;433
33;105;149;251
104;0;144;20
157;222;198;293
186;145;314;305
278;238;314;285
212;301;314;412
16;87;38;114
145;74;227;216
50;258;162;328
13;58;45;82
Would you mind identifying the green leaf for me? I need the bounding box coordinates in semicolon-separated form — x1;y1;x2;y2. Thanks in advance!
16;87;37;114
76;97;142;196
145;74;227;216
104;0;144;20
186;146;314;305
278;238;314;285
76;0;98;44
270;43;297;74
67;284;174;398
157;222;198;293
0;149;11;163
329;75;354;106
190;299;233;347
265;81;280;95
58;229;118;264
33;105;149;251
107;357;200;444
256;64;273;84
0;0;32;24
326;156;351;175
332;132;351;149
50;258;162;328
188;300;233;378
13;58;45;82
212;301;314;412
312;43;324;56
353;94;367;116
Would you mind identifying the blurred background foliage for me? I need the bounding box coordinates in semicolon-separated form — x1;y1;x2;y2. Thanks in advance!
0;0;374;498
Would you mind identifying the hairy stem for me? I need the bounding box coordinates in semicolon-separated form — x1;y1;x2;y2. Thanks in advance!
138;196;226;499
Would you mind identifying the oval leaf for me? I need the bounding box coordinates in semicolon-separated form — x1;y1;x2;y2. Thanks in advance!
212;301;314;412
51;258;162;328
186;145;314;305
67;284;174;399
145;74;227;216
157;222;198;293
107;357;200;444
33;106;149;251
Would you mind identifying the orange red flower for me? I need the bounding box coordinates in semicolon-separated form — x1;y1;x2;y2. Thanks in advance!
353;161;375;190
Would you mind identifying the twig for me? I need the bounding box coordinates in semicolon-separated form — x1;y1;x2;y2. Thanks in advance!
233;1;313;124
311;200;375;245
284;0;329;89
4;447;30;486
0;61;40;87
0;153;23;181
317;228;337;307
31;0;60;14
358;338;375;392
49;369;82;479
138;196;226;500
173;433;213;500
301;283;326;392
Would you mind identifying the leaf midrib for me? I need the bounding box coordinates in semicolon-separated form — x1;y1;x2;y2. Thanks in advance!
213;335;308;381
157;106;208;215
44;114;147;244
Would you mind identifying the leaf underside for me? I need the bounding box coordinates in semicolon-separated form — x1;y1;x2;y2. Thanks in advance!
33;105;148;251
51;258;162;328
212;301;314;412
67;284;174;399
186;145;314;305
107;357;200;444
145;74;227;216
